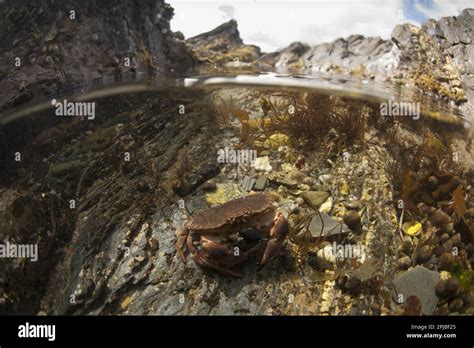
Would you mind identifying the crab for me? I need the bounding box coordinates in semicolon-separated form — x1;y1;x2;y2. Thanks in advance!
176;193;289;277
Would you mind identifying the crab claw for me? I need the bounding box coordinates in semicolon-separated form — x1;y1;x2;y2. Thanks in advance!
260;211;289;267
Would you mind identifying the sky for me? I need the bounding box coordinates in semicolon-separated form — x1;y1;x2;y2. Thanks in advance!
168;0;473;52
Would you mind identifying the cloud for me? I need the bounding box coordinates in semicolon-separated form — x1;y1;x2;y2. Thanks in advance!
168;0;472;52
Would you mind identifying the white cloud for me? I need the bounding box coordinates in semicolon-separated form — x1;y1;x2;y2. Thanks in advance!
168;0;472;52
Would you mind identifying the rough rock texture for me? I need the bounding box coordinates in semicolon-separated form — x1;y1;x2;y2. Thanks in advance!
186;20;261;67
258;9;474;106
259;35;397;78
391;9;473;104
0;0;197;112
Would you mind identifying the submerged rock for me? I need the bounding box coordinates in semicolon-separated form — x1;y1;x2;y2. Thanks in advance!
393;266;440;315
301;191;330;210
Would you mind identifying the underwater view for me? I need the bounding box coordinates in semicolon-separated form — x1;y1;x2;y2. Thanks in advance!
0;0;474;334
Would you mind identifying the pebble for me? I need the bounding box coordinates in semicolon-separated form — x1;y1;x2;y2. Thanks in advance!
445;278;460;297
448;298;463;312
398;256;411;270
400;237;414;255
295;197;305;206
435;280;447;297
438;252;455;271
432;209;451;228
427;175;439;190
343;210;362;232
440;233;450;243
417;245;433;264
200;180;217;192
301;191;330;210
254;175;268;191
344;200;361;211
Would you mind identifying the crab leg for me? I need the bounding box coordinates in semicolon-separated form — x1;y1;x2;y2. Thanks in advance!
176;227;189;263
260;212;289;267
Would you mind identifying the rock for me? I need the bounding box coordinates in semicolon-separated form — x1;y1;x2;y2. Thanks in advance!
254;175;268;191
345;276;362;295
241;176;256;192
440;233;450;243
435;280;447;298
200;180;217;192
438;252;455;271
432;209;451;228
448;298;464;312
417;245;433;264
344;200;361;211
343;210;362;232
445;278;460;297
428;176;439;190
308;213;350;240
400;236;414;255
393;266;440;315
398;256;412;270
295;197;305;206
252;156;272;172
0;0;197;112
186;19;261;66
319;197;332;214
301;191;330;210
450;233;462;246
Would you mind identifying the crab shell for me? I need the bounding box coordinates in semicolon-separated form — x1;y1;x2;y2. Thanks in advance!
185;193;277;232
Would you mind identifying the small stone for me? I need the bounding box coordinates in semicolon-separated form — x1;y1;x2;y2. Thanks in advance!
319;197;332;214
417;245;433;264
435;280;447;297
400;237;414;255
445;278;460;297
441;222;454;235
343;210;362;232
433;304;449;315
433;245;445;257
301;191;330;210
398;256;411;270
440;233;450;243
254;175;268;191
200;180;217;192
438;252;455;271
448;298;463;312
295;197;305;206
344;200;361;211
252;156;272;172
450;233;461;246
427;176;439;190
345;276;362;295
466;243;474;256
432;209;451;228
